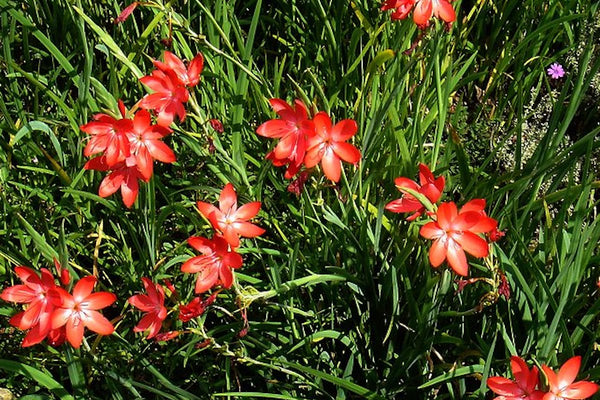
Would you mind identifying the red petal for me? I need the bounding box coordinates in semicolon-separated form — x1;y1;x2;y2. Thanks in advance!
196;201;220;221
83;310;114;335
98;170;125;198
147;140;176;163
433;0;456;23
66;317;85;349
219;183;237;212
128;294;156;312
420;222;443;240
223;252;243;269
256;119;293;138
331;119;358;142
385;198;423;214
312;112;332;139
304;146;323;169
120;171;139;208
560;381;599;399
187;53;204;87
436;202;458;230
194;267;219;294
413;0;433;25
234;221;265;238
84;292;116;310
557;356;581;389
73;276;97;302
486;377;522;396
332;142;361;164
455;231;489;258
1;285;36;303
321;150;341;182
235;202;261;220
428;238;447;267
446;240;468;276
187;237;213;254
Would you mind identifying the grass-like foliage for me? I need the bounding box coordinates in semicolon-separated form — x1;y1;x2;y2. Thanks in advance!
1;0;600;398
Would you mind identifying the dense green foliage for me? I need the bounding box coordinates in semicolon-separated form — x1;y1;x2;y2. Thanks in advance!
1;0;600;398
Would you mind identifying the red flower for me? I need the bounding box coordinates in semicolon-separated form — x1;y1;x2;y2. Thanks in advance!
487;356;545;400
287;170;310;196
128;278;167;339
47;326;67;347
85;155;147;208
489;227;506;242
51;276;116;349
413;0;456;27
181;236;243;294
0;266;58;347
155;330;180;342
381;0;415;20
140;69;190;127
304;112;361;182
209;119;224;133
53;258;70;287
178;292;218;322
114;2;138;24
126;109;176;180
419;200;497;276
153;51;204;88
80;100;132;167
542;356;599;400
256;99;314;179
196;183;265;248
385;163;445;220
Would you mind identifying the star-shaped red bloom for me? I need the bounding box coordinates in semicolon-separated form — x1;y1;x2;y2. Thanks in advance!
196;183;265;248
50;276;116;349
256;99;315;179
85;155;147;208
542;356;599;400
304;112;361;182
487;356;545;400
181;235;243;294
385;163;445;221
419;200;497;276
126;109;175;180
0;266;59;347
128;278;168;340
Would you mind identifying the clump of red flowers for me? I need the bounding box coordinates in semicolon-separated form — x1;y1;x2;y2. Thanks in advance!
83;51;203;208
182;183;264;294
256;99;361;182
381;0;456;28
487;355;598;400
1;260;116;348
386;164;498;276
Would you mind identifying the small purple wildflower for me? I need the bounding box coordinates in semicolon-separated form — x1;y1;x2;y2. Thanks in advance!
547;63;565;79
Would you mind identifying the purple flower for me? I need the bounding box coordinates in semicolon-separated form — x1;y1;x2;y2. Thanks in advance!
547;63;565;79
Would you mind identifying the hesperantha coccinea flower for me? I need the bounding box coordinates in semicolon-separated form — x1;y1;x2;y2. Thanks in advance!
256;98;315;179
181;235;243;293
542;356;599;400
82;103;176;208
1;266;59;347
128;278;168;340
304;112;361;183
385;163;445;221
381;0;455;27
50;276;116;349
196;183;265;248
140;51;204;127
419;200;497;276
487;356;545;400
